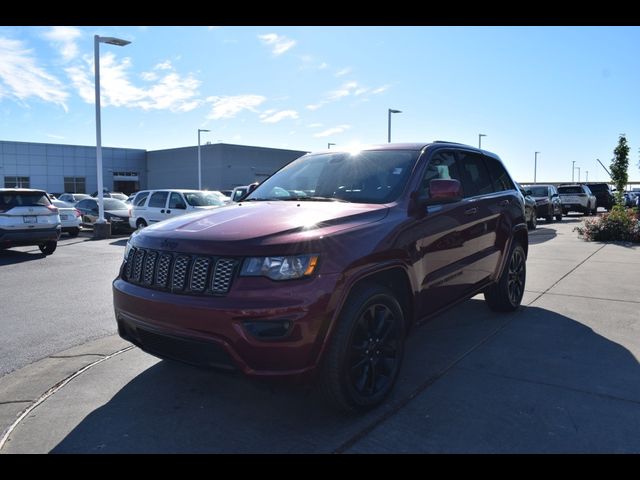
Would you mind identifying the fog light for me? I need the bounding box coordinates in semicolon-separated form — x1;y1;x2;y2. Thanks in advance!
243;320;292;340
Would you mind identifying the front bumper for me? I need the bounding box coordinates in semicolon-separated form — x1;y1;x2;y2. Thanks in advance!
0;226;61;246
113;272;342;379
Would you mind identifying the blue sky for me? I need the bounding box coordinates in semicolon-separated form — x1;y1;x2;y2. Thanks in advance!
1;26;639;183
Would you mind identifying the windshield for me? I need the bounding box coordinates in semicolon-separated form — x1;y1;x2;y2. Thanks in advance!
244;150;419;204
587;184;608;193
104;199;128;210
184;192;225;207
528;186;550;197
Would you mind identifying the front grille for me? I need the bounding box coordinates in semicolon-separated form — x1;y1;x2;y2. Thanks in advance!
122;247;239;296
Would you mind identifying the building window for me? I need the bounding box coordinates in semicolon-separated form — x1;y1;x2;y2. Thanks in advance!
4;176;30;188
63;177;86;193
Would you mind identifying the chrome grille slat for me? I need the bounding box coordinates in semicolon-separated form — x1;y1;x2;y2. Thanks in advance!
212;258;237;294
123;247;237;296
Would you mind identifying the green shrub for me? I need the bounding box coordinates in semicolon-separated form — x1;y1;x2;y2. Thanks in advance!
574;206;640;242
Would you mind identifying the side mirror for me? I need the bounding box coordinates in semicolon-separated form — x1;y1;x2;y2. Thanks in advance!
427;179;463;204
248;182;259;194
552;193;559;198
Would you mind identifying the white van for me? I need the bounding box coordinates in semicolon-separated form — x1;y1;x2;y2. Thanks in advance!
129;189;227;229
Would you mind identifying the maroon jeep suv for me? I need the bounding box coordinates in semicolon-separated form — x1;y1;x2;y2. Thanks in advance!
113;142;527;412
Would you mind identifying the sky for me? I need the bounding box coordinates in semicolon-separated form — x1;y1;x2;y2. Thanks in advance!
1;25;639;184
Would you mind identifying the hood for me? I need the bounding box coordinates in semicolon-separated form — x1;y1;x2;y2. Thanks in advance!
134;201;389;255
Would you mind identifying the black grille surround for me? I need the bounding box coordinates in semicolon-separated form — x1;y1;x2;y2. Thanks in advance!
122;246;239;296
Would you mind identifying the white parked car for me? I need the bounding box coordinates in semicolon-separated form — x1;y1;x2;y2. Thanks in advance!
129;189;227;229
0;188;61;255
52;200;82;237
558;184;597;215
58;193;91;205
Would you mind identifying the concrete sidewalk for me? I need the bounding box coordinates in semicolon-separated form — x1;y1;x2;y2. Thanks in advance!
1;216;639;453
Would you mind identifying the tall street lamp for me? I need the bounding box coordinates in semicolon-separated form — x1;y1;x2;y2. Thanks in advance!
576;166;581;183
327;142;336;149
585;170;589;182
94;35;130;238
197;128;210;190
388;109;402;143
534;151;540;184
572;160;576;182
478;133;486;149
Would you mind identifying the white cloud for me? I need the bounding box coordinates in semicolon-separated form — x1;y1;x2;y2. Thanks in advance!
260;109;298;123
66;52;201;112
306;103;323;111
140;71;158;81
307;123;323;128
42;26;82;62
335;67;352;77
0;37;68;110
154;60;172;70
314;125;351;138
46;133;65;139
318;62;328;70
371;84;390;94
258;33;296;56
206;94;266;119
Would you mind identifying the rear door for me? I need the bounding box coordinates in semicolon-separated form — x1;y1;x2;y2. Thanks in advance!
75;199;98;226
146;191;170;224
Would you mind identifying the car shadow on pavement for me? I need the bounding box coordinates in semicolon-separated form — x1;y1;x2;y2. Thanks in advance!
528;227;557;245
50;300;640;453
0;249;46;265
109;239;128;246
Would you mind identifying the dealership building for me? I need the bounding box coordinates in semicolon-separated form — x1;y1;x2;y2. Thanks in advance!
0;140;308;195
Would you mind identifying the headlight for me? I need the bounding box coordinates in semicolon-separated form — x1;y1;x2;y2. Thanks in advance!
124;240;133;260
110;216;124;222
240;254;319;280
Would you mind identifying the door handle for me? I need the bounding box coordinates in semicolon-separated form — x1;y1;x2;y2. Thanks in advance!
499;199;510;207
160;209;165;213
464;207;478;215
166;209;171;214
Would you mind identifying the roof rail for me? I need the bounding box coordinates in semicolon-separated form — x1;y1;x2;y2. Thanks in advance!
432;140;468;146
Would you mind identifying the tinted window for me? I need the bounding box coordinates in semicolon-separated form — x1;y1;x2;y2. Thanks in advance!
558;186;584;194
527;186;550;197
419;150;462;198
76;199;96;210
484;156;514;192
148;192;168;208
0;191;51;210
245;150;420;204
184;192;224;207
587;184;609;193
134;191;150;207
169;192;186;208
458;151;493;197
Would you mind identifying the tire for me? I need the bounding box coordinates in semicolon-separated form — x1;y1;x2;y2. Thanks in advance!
68;228;80;238
320;283;405;413
136;219;147;229
39;241;57;256
555;212;562;221
527;210;537;230
484;242;526;312
545;213;553;222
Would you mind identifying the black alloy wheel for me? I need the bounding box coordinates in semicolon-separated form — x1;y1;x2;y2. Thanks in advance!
506;247;526;307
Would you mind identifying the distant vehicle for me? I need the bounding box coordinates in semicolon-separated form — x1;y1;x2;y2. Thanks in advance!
58;193;91;205
558;184;597;215
521;184;563;222
129;189;226;229
517;184;537;230
585;183;614;211
91;190;128;201
75;198;134;234
219;190;233;197
0;188;61;255
51;200;82;237
230;185;250;202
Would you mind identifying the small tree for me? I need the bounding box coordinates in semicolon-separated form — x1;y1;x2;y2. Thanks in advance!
610;134;629;206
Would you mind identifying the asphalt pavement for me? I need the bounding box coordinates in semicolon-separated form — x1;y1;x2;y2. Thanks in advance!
1;215;639;453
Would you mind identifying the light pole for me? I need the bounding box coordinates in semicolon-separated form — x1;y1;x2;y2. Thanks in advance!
388;109;402;143
197;128;210;190
94;35;130;238
327;142;336;149
572;160;576;182
585;170;589;182
534;151;540;184
478;134;486;149
576;167;581;183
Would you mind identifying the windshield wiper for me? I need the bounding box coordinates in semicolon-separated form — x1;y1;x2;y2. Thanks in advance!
282;196;349;202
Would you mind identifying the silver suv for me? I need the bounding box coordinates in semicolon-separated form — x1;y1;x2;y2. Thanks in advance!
0;189;61;255
558;184;597;215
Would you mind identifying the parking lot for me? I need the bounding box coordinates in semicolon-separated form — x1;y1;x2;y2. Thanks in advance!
1;216;640;453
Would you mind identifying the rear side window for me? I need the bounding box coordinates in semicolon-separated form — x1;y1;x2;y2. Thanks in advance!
134;191;150;207
458;151;493;197
148;191;168;208
420;150;462;198
0;191;51;211
76;199;96;210
484;156;514;192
